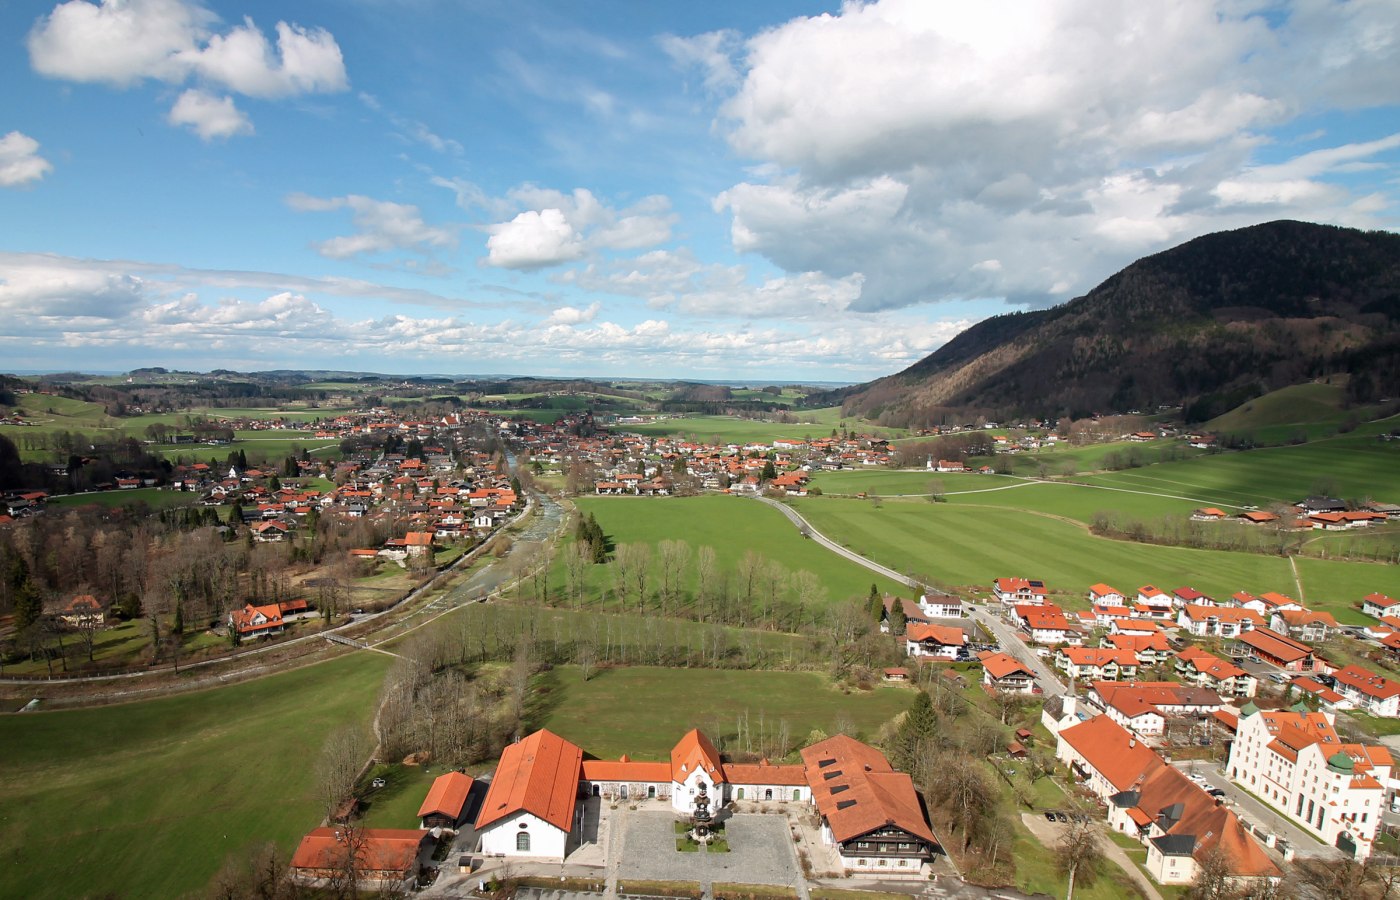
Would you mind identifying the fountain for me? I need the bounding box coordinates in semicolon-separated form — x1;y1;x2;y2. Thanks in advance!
688;782;715;845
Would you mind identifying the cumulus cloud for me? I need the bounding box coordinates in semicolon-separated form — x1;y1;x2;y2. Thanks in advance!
487;209;587;270
27;0;346;136
476;185;676;269
167;89;253;140
543;302;601;326
696;0;1400;311
0;258;146;317
286;194;456;260
0;132;53;187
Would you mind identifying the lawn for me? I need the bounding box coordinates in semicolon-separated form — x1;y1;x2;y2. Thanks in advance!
810;470;1021;496
1077;430;1400;509
789;497;1300;607
47;486;203;511
358;763;438;829
538;665;911;759
0;653;390;900
565;495;907;608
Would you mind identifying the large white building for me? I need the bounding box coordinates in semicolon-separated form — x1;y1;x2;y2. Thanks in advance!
1226;706;1393;858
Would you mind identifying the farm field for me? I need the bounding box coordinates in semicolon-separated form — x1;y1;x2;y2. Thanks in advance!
1204;382;1397;445
1076;429;1400;508
538;665;910;759
0;653;390;900
789;497;1301;608
810;470;1020;496
566;496;906;608
944;479;1202;524
47;486;203;510
968;438;1204;477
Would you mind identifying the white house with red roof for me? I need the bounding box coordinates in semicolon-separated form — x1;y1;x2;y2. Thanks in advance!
1333;665;1400;718
1176;604;1262;638
476;729;584;859
1175;647;1257;699
980;651;1038;694
1363;593;1400;620
1013;603;1076;645
904;623;967;660
1136;585;1173;612
228;602;286;638
1087;583;1126;606
1054;647;1139;682
994;577;1047;605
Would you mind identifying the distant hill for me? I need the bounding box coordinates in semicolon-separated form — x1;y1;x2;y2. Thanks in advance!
829;220;1400;426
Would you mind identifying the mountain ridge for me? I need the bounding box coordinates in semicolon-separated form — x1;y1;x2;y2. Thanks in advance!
829;220;1400;426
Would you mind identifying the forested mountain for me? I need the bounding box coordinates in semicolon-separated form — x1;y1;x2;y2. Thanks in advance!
830;221;1400;426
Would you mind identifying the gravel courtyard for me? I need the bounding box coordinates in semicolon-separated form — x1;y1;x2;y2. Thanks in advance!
617;810;803;887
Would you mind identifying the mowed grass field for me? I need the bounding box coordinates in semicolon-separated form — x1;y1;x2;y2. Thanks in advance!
539;665;911;759
810;470;1021;496
0;653;390;900
790;497;1296;604
1077;428;1400;508
566;496;906;606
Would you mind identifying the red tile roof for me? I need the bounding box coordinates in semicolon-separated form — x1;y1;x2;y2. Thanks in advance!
905;623;965;646
417;771;474;820
580;758;672;783
1058;715;1160;792
671;728;725;784
723;760;808;786
801;734;935;845
476;729;583;832
289;827;427;875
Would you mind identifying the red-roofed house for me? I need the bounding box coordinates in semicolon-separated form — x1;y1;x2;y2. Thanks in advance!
1175;647;1257;698
1176;604;1262;638
476;729;584;858
1014;604;1076;645
289;827;429;888
1238;627;1316;672
979;651;1037;694
994;577;1047;605
417;771;474;830
801;734;937;873
1087;583;1126;606
1363;593;1400;620
228;602;285;638
1055;647;1139;682
904;623;967;660
1333;665;1400;718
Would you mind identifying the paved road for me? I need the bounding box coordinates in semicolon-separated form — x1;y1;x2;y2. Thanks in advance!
752;496;1068;697
1169;760;1342;860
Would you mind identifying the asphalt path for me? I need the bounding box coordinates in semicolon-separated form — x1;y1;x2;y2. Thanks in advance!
750;495;1068;696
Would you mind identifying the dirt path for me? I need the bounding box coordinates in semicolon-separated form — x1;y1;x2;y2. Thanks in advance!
1018;813;1164;900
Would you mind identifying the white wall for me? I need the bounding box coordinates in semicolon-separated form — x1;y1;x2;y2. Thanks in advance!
478;811;570;860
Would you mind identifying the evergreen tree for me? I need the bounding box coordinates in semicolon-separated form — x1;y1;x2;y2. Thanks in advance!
268;475;281;492
13;581;43;631
173;601;184;636
761;460;777;481
868;584;884;623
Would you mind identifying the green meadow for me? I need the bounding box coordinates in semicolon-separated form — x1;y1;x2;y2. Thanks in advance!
565;495;906;607
789;497;1299;607
538;665;910;759
810;470;1020;496
0;653;390;900
620;410;904;444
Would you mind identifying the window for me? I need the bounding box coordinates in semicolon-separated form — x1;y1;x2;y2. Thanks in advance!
516;831;531;852
736;788;745;800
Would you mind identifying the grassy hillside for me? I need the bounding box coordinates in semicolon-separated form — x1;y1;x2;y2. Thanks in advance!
0;654;390;900
1204;381;1396;444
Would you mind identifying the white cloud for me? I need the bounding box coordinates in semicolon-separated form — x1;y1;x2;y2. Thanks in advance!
27;0;346;136
0;132;53;187
27;0;208;86
0;258;146;317
486;209;586;270
477;186;676;269
179;18;347;98
543;302;601;326
694;0;1400;311
287;194;456;260
167;89;253;140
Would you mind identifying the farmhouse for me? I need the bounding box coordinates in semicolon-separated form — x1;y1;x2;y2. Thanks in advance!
289;827;430;888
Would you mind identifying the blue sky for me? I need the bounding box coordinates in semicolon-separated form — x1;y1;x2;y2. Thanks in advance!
2;0;1398;382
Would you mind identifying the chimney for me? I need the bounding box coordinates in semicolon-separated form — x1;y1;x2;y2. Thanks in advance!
1129;739;1136;748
